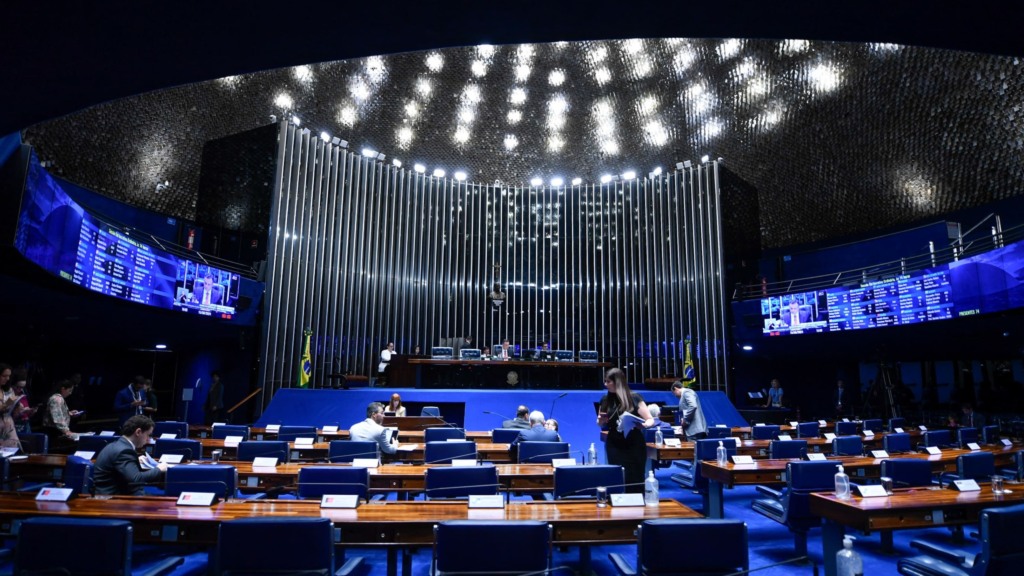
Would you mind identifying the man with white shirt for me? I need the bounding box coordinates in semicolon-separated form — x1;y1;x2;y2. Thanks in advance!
349;402;397;455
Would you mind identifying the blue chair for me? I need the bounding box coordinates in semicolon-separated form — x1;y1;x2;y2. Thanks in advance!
421;406;441;417
432;520;550;575
211;425;250;440
235;440;290;463
518;441;569;464
276;425;317;442
78;434;119;453
491;428;522;443
424;466;499;499
672;439;737;493
889;417;906;431
982;425;1001;445
554;465;624;499
768;439;807;459
706;427;731;439
296;466;370;500
16;517;183;576
425;427;466;442
152;438;202;462
164;464;239;500
752;460;842;555
921;429;954;449
861;419;883;434
215;517;363;576
752;425;780;440
328;440;380;463
1001;451;1023;482
609;518;749;576
881;459;933;488
831;435;863;456
19;432;48;454
835;421;858;436
425;441;477;464
958;427;980;448
19;455;93;496
796;422;819;439
897;503;1024;576
643;427;673;443
942;452;996;486
152;421;189;439
884;432;913;454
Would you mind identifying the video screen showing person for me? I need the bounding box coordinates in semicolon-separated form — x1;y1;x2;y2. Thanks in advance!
175;261;239;314
761;290;829;335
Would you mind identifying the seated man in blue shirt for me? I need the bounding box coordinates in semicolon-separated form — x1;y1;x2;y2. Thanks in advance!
510;410;560;461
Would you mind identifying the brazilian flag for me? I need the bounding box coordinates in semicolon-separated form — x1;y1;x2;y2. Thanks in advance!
682;337;696;386
298;329;312;388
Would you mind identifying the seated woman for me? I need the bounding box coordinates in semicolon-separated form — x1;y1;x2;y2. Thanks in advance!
387;393;406;417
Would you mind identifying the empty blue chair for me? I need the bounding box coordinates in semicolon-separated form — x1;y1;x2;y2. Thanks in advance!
889;417;906;431
921;429;954;449
752;425;780;440
832;435;863;456
835;421;858;436
19;432;48;454
491;428;522;443
796;422;820;439
215;517;363;576
883;432;913;454
276;425;317;442
881;459;933;488
296;466;370;500
554;465;624;499
518;441;569;464
769;439;808;459
672;438;738;493
609;518;749;576
861;419;883;434
425;441;477;464
165;464;239;500
152;438;202;462
328;440;379;463
958;427;980;448
63;455;94;496
898;503;1024;576
432;520;550;575
236;440;289;463
982;425;1001;445
946;451;996;484
78;434;119;453
152;421;189;439
752;460;842;555
425;427;466;442
706;427;731;439
424;465;499;499
16;517;184;576
211;424;250;440
1001;451;1023;482
421;406;441;417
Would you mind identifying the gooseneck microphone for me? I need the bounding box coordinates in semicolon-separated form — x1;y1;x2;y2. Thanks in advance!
549;393;568;420
483;410;512;422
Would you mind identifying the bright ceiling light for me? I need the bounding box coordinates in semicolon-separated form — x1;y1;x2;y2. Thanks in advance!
550;177;564;187
530;177;543;187
433;168;445;178
362;148;377;157
320;131;330;142
454;171;467;181
600;174;613;184
622;171;637;180
414;164;426;173
571;177;582;186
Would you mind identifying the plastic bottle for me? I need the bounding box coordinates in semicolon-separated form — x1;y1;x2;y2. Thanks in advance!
644;471;659;506
587;443;597;465
835;464;851;500
836;536;863;576
654;428;664;446
716;440;728;465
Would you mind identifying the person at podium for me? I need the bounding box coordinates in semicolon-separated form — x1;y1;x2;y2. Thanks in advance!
765;378;784;408
349;402;397;455
495;339;514;360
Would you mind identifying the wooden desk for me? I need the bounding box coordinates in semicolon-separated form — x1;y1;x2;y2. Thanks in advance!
0;493;698;576
810;486;1024;576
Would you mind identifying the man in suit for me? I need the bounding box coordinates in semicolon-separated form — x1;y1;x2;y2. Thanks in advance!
672;381;707;441
961;403;986;429
94;415;167;495
113;376;147;427
349;402;397;455
496;338;514;360
511;410;560;461
502;405;531;429
192;274;222;306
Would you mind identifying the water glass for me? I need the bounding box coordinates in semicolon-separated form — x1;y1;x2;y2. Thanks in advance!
596;486;609;508
880;476;893;495
992;475;1005;495
212;449;223;463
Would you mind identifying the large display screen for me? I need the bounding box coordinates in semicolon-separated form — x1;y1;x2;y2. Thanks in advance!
761;240;1023;336
14;153;254;323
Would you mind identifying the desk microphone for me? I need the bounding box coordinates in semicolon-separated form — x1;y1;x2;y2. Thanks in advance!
518;449;576;464
560;480;646;497
326;450;383;463
423;481;503;498
721;555;818;576
549;393;568;420
424;451;480;465
483;410;512;422
161;479;232;500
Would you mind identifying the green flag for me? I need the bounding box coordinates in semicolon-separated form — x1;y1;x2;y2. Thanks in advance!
298;329;312;388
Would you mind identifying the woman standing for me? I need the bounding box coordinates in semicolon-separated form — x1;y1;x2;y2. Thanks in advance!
596;368;654;493
0;364;19;448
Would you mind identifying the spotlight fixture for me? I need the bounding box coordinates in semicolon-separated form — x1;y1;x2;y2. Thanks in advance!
330;136;341;145
701;154;710;164
652;167;662;176
683;160;693;168
571;177;582;186
392;159;402;168
621;171;636;180
414;164;426;173
337;139;349;148
269;114;277;123
550;177;563;187
376;152;386;162
320;131;330;142
433;168;446;178
454;171;467;181
155;344;168;350
530;177;543;187
290;115;301;126
742;344;753;351
362;148;378;158
600;174;613;184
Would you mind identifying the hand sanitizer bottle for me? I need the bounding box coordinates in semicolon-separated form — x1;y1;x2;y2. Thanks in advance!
716;441;728;465
644;471;659;506
836;536;863;576
835;464;851;500
587;443;597;465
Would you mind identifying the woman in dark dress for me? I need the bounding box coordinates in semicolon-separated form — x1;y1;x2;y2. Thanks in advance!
597;368;654;493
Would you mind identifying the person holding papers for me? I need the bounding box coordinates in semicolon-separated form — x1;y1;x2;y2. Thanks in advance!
349;402;397;455
596;368;654;493
94;415;167;496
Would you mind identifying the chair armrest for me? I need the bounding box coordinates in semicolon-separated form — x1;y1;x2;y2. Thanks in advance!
334;556;365;576
1000;468;1020;481
909;539;971;566
607;552;638;576
755;485;783;500
137;555;184;576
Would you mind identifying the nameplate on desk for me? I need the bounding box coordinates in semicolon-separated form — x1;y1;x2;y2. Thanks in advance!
294;437;315;447
925;446;942;455
98;430;115;437
818;420;828;427
755;423;765;427
729;437;743;447
252;457;278;467
968;443;981;451
806;453;828;461
663;438;681;447
715;424;728;428
160;433;177;439
451;459;478;467
871;450;889;458
894;427;905;433
352;458;379;468
159;454;184;464
731;455;754;465
176;492;217;506
320;494;359;509
73;451;95;460
856;485;889;498
551;458;578;468
212;422;227;428
224;436;243;447
778;434;793;441
322;426;339;434
863;431;875;438
1002;439;1013;447
824;433;837;441
611;493;645;507
788;421;798;427
842;418;850;422
35;488;73;502
952;479;981;492
446;438;466;442
468;495;505;509
919;425;928;431
265;424;280;433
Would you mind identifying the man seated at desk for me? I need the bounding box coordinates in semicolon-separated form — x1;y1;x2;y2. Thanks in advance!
502;405;531;429
349;401;397;455
512;410;561;445
94;415;167;496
